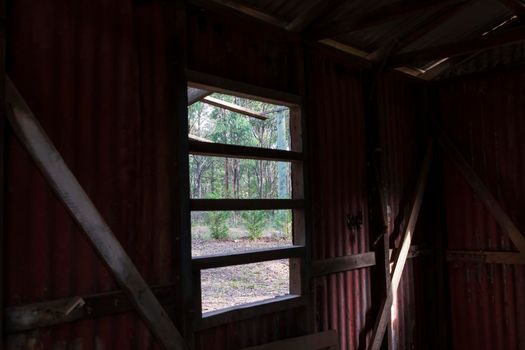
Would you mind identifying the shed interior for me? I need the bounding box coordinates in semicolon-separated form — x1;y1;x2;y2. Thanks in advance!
2;0;525;349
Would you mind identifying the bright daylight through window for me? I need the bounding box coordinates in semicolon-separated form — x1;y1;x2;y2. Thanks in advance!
187;84;304;315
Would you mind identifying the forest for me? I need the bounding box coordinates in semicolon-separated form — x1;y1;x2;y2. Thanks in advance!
189;93;294;244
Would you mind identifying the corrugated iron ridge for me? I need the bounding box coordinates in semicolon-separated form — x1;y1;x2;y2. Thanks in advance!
440;67;525;349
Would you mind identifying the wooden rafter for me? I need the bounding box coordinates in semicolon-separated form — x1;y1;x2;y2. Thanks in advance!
188;87;211;105
376;0;470;63
286;0;344;32
368;143;433;350
189;0;287;28
389;25;525;67
6;78;189;350
438;134;525;255
202;95;268;120
307;0;465;41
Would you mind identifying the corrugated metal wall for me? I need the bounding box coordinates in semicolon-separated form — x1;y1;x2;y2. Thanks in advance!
377;73;435;350
440;68;525;350
6;1;179;349
307;51;370;350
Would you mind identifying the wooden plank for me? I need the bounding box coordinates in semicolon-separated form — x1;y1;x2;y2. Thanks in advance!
201;95;268;120
390;25;525;67
446;250;525;264
0;1;5;346
197;295;306;331
308;0;465;41
190;199;304;211
6;78;188;350
192;246;304;270
187;70;302;106
6;284;177;333
187;87;211;105
312;253;376;277
438;134;525;255
242;329;339;350
368;142;433;350
189;140;302;162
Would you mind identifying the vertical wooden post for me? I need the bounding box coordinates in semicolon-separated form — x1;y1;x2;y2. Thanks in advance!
363;73;392;350
166;0;192;343
0;0;6;347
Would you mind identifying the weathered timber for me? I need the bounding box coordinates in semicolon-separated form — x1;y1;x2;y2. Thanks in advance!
192;246;304;270
242;329;339;350
368;142;433;350
438;134;525;255
6;78;188;350
6;285;177;333
190;199;304;211
202;95;268;120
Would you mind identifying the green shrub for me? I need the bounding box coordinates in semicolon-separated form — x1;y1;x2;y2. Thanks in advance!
273;211;292;238
204;191;230;240
206;211;230;240
242;211;267;240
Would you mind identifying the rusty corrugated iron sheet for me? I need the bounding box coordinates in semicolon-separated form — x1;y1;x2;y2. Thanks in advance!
307;50;371;350
377;72;435;350
6;1;178;348
440;67;525;349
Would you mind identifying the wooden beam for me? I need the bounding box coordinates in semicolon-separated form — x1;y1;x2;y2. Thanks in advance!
189;139;302;162
285;0;344;33
188;0;287;28
311;246;431;277
190;199;304;211
368;143;433;350
6;78;188;350
311;252;376;277
202;95;268;120
6;284;177;333
377;1;470;62
438;134;525;255
197;295;306;330
242;329;339;350
498;0;525;17
187;70;302;106
308;0;465;41
446;250;525;264
390;25;525;67
192;246;304;269
0;0;5;346
188;87;211;105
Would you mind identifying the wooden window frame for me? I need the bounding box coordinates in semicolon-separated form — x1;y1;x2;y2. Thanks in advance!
183;70;310;330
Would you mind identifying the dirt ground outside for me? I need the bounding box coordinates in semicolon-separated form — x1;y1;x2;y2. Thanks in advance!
192;226;292;312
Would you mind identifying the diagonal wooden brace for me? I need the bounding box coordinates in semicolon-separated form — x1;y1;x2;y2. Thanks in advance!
438;133;525;255
368;142;433;350
6;77;188;350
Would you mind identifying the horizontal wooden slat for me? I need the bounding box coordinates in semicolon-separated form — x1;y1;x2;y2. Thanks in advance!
6;285;177;333
197;295;306;331
190;199;304;211
242;329;339;350
202;96;268;120
187;70;302;106
312;252;376;277
192;246;304;270
189;140;303;161
446;250;525;264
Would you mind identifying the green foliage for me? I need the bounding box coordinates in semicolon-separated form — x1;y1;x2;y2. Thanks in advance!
206;211;230;240
205;192;230;240
273;211;292;238
241;211;268;240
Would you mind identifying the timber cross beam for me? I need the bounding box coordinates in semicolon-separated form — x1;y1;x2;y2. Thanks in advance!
368;142;434;350
6;77;189;350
